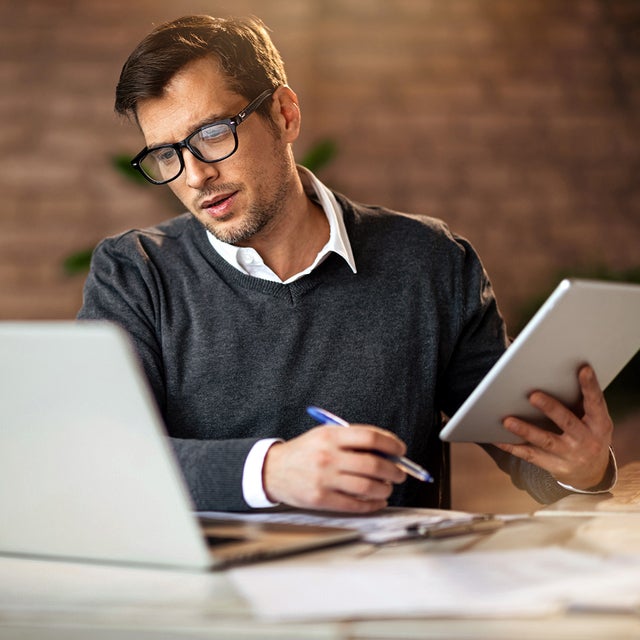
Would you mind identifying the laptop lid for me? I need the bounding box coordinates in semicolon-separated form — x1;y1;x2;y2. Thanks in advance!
0;321;357;570
440;279;640;444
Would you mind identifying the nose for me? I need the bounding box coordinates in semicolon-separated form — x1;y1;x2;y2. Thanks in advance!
182;149;219;189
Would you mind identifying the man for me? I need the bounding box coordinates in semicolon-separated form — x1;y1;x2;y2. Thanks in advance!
79;15;616;513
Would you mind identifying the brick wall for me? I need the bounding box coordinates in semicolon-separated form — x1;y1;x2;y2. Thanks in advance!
1;0;638;513
1;0;638;324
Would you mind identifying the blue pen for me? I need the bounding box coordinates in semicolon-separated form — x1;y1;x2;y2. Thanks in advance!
306;406;434;484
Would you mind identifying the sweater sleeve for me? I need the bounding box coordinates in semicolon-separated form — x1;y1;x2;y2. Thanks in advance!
438;234;509;417
481;445;573;504
77;236;256;511
436;234;575;505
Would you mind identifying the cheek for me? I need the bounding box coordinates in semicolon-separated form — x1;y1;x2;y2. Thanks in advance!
166;180;193;209
162;182;197;215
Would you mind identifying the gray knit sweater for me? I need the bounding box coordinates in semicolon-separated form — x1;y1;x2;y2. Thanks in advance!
78;192;570;510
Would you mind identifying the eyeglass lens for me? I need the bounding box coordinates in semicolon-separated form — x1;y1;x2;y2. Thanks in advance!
138;122;237;183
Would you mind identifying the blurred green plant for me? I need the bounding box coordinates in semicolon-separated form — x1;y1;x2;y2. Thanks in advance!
111;153;150;186
62;249;95;274
63;139;338;275
299;139;337;173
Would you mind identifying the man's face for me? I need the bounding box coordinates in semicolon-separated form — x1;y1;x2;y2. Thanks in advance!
136;57;296;246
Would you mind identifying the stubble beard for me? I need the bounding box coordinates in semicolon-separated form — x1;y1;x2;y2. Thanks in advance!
201;144;294;246
204;180;289;246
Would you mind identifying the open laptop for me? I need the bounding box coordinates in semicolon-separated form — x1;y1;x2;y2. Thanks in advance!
0;321;358;570
440;278;640;444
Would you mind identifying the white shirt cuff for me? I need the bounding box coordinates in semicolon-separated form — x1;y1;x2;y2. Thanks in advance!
557;447;618;494
242;438;283;508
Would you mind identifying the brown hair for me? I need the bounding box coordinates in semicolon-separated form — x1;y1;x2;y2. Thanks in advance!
115;15;287;120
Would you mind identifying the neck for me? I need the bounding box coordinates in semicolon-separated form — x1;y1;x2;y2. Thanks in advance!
239;179;329;281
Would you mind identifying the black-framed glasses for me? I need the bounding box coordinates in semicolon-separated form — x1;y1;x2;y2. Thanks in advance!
131;88;276;185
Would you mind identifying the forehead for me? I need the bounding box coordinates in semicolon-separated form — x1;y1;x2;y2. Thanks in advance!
136;57;241;146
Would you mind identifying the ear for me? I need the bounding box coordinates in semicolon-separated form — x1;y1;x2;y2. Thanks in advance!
270;85;301;143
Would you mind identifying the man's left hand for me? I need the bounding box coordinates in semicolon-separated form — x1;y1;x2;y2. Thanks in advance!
495;364;613;490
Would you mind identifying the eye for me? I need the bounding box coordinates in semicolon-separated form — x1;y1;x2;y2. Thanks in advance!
149;147;177;165
198;123;232;143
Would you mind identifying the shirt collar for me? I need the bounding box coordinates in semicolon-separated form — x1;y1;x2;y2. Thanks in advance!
206;166;357;283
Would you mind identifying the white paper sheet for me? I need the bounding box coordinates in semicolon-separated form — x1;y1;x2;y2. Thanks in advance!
229;546;640;621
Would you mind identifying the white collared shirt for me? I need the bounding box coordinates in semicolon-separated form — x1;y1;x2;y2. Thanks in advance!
206;166;356;283
206;166;356;508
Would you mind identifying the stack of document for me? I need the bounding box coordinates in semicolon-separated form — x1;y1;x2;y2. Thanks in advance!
199;507;495;544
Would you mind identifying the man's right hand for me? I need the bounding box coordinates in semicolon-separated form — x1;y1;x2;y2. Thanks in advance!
262;424;408;512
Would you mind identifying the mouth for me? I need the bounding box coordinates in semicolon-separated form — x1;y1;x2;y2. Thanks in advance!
200;191;238;219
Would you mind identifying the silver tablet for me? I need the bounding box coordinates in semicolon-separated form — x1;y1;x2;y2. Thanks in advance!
439;279;640;444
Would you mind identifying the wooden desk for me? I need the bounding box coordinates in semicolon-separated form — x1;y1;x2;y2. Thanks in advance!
540;460;640;514
2;465;640;640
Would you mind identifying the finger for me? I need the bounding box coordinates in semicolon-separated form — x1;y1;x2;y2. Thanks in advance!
499;416;569;474
334;424;407;457
272;456;390;512
305;488;388;513
494;441;543;467
332;472;395;501
337;449;406;484
527;391;584;439
494;440;576;482
578;365;613;436
502;416;562;453
494;439;572;478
